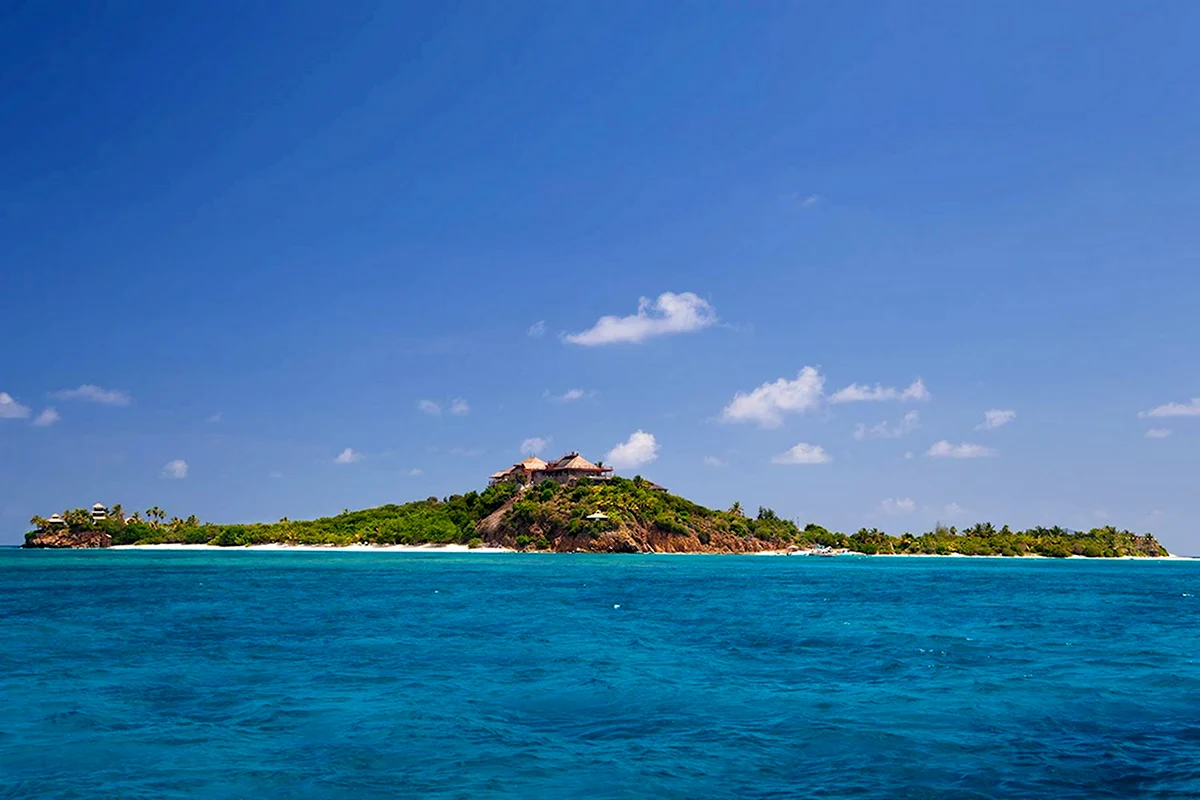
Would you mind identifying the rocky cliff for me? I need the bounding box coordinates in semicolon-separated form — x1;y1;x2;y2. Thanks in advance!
24;529;112;549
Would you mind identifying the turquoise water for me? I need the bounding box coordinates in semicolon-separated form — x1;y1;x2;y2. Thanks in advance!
1;551;1198;798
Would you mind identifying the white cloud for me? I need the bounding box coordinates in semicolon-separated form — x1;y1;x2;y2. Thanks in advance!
830;378;929;404
977;409;1016;430
854;410;920;441
722;366;825;428
943;502;965;518
0;392;31;419
606;430;659;469
417;399;441;415
801;194;820;208
703;455;727;467
334;447;361;464
565;291;717;346
450;398;470;416
268;470;284;479
52;384;131;405
1140;398;1200;418
1145;428;1172;439
161;459;188;479
546;388;587;402
206;412;223;423
772;442;832;465
926;440;996;459
521;436;551;455
404;468;424;477
882;497;915;515
527;320;546;338
32;408;60;427
904;451;914;460
1093;509;1110;521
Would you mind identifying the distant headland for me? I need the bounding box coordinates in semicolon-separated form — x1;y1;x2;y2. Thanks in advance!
24;450;1170;557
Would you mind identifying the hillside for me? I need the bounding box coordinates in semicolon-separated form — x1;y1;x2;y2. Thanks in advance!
25;477;1170;556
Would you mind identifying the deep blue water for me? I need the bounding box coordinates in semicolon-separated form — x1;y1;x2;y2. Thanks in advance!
1;551;1198;799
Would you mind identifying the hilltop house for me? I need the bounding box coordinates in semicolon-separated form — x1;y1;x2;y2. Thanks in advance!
489;456;549;486
489;451;613;487
91;503;108;522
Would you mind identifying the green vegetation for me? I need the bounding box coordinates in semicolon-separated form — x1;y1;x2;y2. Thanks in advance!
24;478;1170;556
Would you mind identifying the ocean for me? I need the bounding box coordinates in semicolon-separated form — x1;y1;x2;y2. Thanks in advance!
1;550;1197;799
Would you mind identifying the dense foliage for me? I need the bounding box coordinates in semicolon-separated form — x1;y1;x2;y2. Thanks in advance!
25;479;1169;556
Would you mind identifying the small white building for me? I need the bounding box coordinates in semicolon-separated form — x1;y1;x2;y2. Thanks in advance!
91;503;108;522
47;513;66;527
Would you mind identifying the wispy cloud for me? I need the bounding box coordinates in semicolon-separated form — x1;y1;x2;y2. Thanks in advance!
52;384;131;405
527;320;546;338
943;502;965;518
772;442;832;465
161;459;188;479
334;448;361;464
0;392;31;419
206;412;223;423
450;398;470;416
977;409;1016;430
854;410;920;441
606;430;659;469
1140;398;1200;418
882;497;915;515
830;378;929;404
722;366;825;428
926;440;996;459
268;470;284;479
521;436;551;456
1145;428;1172;439
417;400;441;416
545;388;588;402
32;408;60;427
565;292;717;346
404;468;424;477
703;455;727;467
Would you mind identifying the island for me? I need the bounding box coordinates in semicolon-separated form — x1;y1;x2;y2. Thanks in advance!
24;450;1170;557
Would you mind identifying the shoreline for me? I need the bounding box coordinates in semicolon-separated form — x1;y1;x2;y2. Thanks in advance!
84;544;1189;559
109;543;514;553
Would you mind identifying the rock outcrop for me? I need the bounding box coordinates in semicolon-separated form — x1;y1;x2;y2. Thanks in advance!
23;529;112;549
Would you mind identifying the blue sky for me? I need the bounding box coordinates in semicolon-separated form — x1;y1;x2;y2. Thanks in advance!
2;2;1198;551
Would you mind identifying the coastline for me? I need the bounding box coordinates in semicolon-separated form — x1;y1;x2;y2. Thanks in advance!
94;544;1188;559
109;543;514;553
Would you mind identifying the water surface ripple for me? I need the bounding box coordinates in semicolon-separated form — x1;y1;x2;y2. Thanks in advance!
1;551;1198;798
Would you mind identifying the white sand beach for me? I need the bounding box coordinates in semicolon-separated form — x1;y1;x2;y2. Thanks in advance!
110;543;514;553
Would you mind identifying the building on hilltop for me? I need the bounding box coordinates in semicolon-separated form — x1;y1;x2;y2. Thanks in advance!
489;456;548;486
542;452;613;483
489;452;613;487
91;503;108;522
